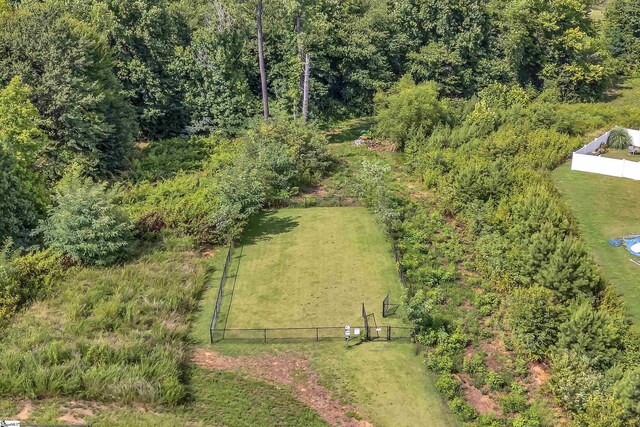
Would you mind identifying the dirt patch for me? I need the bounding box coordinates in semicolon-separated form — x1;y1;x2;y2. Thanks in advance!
57;401;97;425
303;185;329;197
200;248;217;257
352;138;396;152
409;190;430;201
193;349;371;427
481;337;510;372
527;362;550;388
464;346;475;360
455;373;502;416
15;400;32;420
59;411;87;425
461;300;474;311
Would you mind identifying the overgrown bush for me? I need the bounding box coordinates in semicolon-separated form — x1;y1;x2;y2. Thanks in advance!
129;136;216;182
613;367;640;420
244;118;331;188
124;171;221;243
498;383;528;414
124;118;330;243
485;371;506;392
374;75;448;150
0;240;64;323
548;350;606;413
351;159;400;227
504;286;564;358
39;164;133;266
435;374;462;399
448;397;478;421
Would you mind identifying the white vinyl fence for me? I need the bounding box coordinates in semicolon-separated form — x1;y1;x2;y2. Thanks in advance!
574;131;611;154
571;129;640;181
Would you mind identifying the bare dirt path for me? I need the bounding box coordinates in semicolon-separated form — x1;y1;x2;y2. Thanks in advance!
192;349;372;427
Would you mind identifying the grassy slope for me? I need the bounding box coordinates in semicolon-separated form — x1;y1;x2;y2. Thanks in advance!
2;368;326;426
0;236;327;426
312;342;457;427
224;207;402;329
553;164;640;320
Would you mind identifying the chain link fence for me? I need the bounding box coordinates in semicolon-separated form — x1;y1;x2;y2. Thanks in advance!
270;195;360;209
209;241;234;344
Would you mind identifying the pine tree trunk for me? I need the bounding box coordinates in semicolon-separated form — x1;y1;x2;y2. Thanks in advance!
257;0;269;119
302;53;311;122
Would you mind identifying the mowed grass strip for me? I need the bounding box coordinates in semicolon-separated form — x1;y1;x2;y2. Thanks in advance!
554;164;640;320
223;207;402;329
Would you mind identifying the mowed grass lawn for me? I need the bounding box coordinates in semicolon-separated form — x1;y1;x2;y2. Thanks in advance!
222;207;402;329
191;206;460;427
554;164;640;320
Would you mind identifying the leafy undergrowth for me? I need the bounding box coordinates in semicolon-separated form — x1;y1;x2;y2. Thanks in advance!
0;235;208;405
325;125;563;424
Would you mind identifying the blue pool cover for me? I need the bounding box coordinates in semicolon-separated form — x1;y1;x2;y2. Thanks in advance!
609;237;640;256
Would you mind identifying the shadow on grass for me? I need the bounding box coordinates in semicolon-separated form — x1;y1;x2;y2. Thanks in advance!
241;212;300;245
326;117;374;144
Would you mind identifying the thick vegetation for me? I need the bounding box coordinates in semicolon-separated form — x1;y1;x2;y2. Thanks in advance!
0;0;639;425
363;77;640;425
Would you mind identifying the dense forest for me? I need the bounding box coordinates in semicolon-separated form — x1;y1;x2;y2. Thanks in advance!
1;0;640;425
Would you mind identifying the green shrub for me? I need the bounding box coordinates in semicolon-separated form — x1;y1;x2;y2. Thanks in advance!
536;237;601;301
39;164;134;266
485;371;506;392
504;286;564;358
123;171;221;243
351;159;400;226
557;303;625;369
510;408;544;427
244;117;331;188
607;126;632;149
499;383;528;414
374;75;448;150
548;350;605;413
435;374;461;399
463;353;486;376
402;289;434;332
476;414;506;427
0;241;64;323
129;136;215;182
448;397;477;421
574;394;630;427
475;292;500;317
613;367;640;419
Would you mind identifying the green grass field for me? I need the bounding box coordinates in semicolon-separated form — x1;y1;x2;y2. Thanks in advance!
554;164;640;320
603;149;640;161
220;207;403;329
192;206;459;426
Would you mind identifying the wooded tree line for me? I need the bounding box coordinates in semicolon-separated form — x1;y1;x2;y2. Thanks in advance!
1;0;636;177
0;0;638;262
